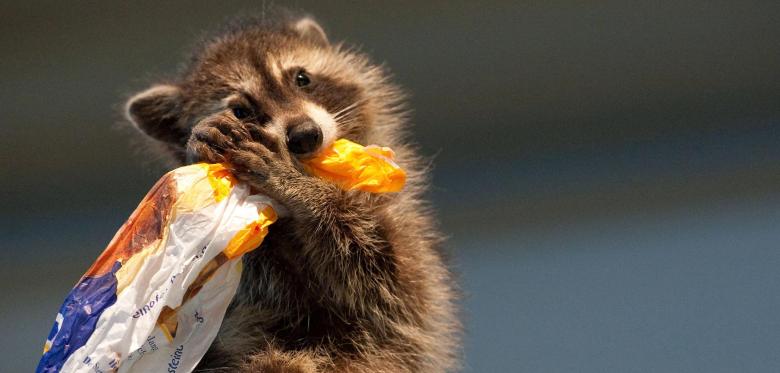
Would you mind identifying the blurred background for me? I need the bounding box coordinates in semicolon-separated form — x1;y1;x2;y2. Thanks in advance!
2;1;780;371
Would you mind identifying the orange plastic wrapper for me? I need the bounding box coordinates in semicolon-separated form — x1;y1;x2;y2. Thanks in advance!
304;139;406;193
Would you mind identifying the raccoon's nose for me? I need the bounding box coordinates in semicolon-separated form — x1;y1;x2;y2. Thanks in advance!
286;119;322;155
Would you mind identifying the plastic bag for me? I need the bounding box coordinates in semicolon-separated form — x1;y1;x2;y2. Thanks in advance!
37;139;405;373
37;164;277;373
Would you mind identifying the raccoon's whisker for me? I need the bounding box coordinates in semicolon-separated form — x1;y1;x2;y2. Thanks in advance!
334;109;360;123
335;97;367;114
334;109;361;125
333;111;356;122
333;105;358;121
332;98;368;120
329;103;353;119
335;117;362;128
331;102;355;117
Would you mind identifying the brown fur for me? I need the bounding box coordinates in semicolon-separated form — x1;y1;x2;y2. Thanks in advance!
124;12;459;372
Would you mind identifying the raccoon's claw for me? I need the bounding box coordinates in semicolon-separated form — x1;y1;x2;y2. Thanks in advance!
186;140;225;164
186;117;252;163
224;140;304;198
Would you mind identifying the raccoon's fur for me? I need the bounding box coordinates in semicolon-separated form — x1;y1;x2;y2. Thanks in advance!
124;12;459;372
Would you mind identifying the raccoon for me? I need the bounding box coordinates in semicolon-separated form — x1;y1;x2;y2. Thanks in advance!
124;13;459;372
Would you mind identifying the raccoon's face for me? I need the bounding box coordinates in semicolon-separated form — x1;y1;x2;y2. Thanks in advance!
125;17;378;163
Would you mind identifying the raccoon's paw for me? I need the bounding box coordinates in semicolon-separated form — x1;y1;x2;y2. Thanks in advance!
186;118;250;164
238;349;323;373
225;140;304;196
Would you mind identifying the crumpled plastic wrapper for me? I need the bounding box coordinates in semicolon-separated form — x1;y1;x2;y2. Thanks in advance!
37;163;278;373
305;139;406;193
37;139;405;373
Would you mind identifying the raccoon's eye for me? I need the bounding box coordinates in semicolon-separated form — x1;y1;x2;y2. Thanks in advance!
231;106;251;120
295;70;311;87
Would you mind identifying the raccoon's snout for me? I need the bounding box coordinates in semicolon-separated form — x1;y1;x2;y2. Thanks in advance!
286;118;322;155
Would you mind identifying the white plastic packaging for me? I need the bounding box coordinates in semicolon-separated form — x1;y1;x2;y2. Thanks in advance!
37;164;278;373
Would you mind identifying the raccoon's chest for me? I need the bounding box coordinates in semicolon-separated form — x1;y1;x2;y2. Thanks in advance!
234;227;360;349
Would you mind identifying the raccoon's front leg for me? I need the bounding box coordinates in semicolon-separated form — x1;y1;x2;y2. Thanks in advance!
226;140;397;309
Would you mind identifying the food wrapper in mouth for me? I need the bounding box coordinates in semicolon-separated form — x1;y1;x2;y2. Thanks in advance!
37;139;404;373
304;138;406;193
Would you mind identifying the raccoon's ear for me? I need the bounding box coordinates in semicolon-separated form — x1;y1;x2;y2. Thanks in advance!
125;84;188;144
293;17;328;44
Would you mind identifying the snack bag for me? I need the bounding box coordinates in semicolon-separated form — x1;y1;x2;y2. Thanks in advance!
37;163;277;373
37;139;404;373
